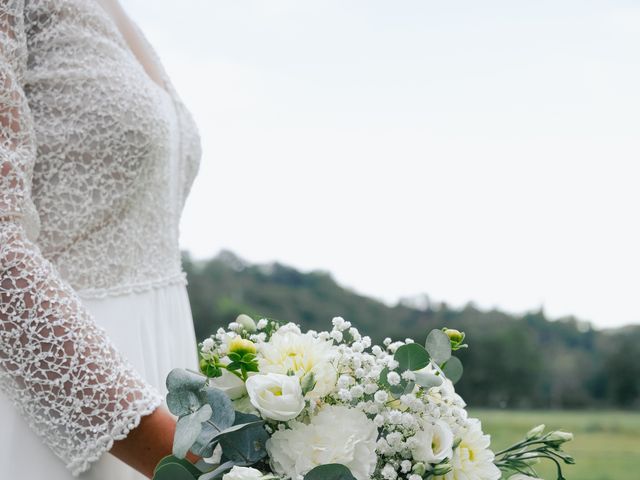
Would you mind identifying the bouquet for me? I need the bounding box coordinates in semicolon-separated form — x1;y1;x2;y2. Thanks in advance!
152;315;574;480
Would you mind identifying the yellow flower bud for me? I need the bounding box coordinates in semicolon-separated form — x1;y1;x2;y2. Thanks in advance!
444;328;464;344
229;337;257;356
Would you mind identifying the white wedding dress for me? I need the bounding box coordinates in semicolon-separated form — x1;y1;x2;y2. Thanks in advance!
0;1;202;479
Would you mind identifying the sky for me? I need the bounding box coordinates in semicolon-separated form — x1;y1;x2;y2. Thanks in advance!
123;0;640;329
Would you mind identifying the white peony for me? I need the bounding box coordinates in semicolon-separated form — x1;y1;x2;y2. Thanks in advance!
259;325;338;398
434;419;501;480
245;373;305;421
210;367;247;400
409;419;454;463
266;405;378;480
222;466;263;480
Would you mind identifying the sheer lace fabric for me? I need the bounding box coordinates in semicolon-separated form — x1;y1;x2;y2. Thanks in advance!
0;0;201;475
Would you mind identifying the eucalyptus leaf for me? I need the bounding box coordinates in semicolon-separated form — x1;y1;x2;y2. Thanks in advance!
154;455;202;477
304;464;357;480
197;460;236;480
394;343;430;372
379;366;415;398
193;419;266;458
218;413;269;465
190;387;236;457
166;369;209;417
215;420;265;439
173;404;213;459
233;411;262;424
167;390;202;417
153;459;201;480
425;329;452;365
442;356;464;384
167;368;208;392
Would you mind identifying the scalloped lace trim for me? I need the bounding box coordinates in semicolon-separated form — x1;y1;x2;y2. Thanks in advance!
76;272;188;299
67;391;164;477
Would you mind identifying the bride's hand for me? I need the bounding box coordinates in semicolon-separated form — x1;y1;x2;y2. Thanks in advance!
110;406;200;478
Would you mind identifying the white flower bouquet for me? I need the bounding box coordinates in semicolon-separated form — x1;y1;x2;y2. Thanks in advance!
152;315;574;480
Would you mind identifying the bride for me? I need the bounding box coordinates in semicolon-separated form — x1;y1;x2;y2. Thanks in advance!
0;0;202;478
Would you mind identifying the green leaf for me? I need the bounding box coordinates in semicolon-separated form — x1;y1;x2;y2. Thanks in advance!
228;352;242;362
200;363;222;379
425;329;452;365
304;464;357;480
241;353;256;362
442;356;464;384
244;362;260;373
173;404;213;459
153;455;202;480
394;343;430;372
154;463;198;480
154;455;202;477
301;371;317;396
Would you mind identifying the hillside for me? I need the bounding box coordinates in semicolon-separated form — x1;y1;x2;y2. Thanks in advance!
182;250;640;409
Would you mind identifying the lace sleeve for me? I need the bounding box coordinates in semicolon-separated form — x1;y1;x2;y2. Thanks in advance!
0;1;163;476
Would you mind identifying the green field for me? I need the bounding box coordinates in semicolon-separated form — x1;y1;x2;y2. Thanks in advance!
471;410;640;480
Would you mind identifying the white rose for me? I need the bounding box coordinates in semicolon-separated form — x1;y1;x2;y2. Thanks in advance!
210;367;247;400
246;373;304;421
267;405;378;480
222;466;263;480
259;326;338;399
409;419;454;463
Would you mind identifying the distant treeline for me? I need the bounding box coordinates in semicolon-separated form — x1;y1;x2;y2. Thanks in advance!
182;250;640;409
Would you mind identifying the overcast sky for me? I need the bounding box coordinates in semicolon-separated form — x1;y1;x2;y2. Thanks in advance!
123;0;640;329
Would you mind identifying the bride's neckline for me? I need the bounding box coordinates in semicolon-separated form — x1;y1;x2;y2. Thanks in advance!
92;0;171;96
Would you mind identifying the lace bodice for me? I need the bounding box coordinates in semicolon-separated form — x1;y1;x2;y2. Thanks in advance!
0;0;201;475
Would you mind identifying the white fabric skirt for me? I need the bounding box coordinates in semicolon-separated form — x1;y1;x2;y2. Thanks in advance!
0;282;199;479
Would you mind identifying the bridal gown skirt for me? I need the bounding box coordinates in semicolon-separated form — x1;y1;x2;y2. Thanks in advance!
0;282;199;479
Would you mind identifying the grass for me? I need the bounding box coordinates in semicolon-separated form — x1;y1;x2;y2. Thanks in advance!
471;410;640;480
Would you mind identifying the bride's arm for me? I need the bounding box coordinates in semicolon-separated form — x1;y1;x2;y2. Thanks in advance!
0;2;178;477
111;406;200;478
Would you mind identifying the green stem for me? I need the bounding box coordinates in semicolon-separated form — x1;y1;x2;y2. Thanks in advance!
216;363;246;381
499;453;565;480
495;436;553;456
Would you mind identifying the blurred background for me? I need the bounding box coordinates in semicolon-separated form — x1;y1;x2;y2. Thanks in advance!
124;1;639;478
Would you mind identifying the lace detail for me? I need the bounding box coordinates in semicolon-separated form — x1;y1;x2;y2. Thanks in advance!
24;0;202;293
76;270;188;299
0;0;201;475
